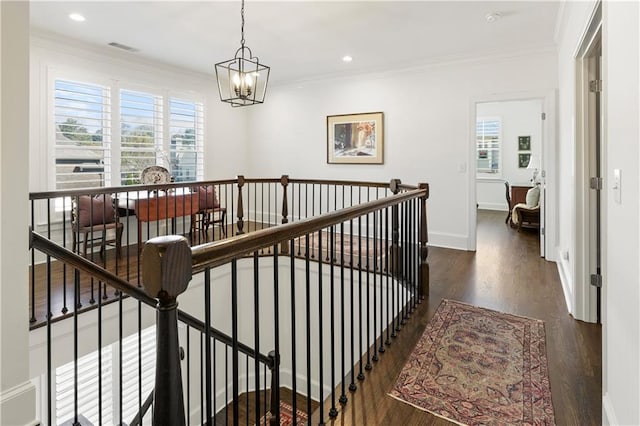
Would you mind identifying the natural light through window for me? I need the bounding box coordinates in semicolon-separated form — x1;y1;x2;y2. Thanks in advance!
476;117;501;176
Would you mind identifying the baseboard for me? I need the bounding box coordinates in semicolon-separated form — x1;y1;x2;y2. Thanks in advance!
555;248;574;315
0;381;38;426
477;203;507;211
602;392;619;426
427;231;468;251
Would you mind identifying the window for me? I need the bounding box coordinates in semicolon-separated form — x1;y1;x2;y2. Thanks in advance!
54;79;204;189
54;80;111;189
476;118;501;175
120;89;163;185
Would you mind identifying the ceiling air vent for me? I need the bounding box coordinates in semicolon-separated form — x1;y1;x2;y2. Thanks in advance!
108;42;139;53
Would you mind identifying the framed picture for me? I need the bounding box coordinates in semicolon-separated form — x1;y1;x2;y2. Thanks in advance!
327;112;384;164
518;153;531;168
518;136;531;151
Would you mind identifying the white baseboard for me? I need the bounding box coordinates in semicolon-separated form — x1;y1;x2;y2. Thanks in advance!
427;231;468;251
602;392;619;426
555;249;574;315
0;381;38;426
477;203;507;211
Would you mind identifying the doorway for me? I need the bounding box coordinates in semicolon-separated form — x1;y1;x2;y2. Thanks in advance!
474;99;545;257
575;8;603;324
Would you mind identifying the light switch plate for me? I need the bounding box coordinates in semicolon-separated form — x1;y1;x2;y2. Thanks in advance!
613;169;621;203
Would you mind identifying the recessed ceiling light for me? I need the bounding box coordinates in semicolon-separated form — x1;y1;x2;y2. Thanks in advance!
485;12;501;23
342;55;353;63
69;13;86;22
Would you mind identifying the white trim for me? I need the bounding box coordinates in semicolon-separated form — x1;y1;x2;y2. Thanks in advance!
602;392;619;426
468;90;558;262
427;231;468;251
0;381;38;426
556;248;575;314
477;202;507;212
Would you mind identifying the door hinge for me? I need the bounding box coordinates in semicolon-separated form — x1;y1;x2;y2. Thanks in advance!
541;112;546;120
590;273;603;288
540;227;545;236
589;80;602;93
590;177;603;190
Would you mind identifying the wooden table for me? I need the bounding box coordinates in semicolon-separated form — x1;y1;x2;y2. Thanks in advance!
132;191;200;249
511;184;533;206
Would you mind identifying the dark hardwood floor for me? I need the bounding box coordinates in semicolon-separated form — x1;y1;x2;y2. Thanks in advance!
314;209;601;425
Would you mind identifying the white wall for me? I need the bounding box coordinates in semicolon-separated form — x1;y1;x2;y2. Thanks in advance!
0;2;38;425
246;51;557;250
476;100;543;211
601;1;640;424
556;0;640;423
29;32;250;193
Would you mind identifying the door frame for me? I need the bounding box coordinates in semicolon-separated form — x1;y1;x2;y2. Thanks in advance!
467;90;558;262
573;4;602;323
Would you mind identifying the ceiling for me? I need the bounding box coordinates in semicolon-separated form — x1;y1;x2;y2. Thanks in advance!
30;1;560;84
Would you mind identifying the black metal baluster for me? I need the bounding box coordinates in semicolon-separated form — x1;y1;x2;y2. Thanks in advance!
378;208;385;355
385;206;391;346
372;210;379;364
311;185;315;259
62;197;68;314
205;268;212;425
253;252;261;425
317;230;325;424
339;222;348;404
187;325;190;426
289;238;298;420
349;217;357;391
357;194;365;382
365;207;372;371
200;333;204;426
98;271;103;425
305;234;312;419
29;199;36;323
328;225;338;418
231;260;240;425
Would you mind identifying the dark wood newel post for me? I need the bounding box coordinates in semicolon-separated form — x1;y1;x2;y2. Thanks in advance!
280;175;289;254
390;179;402;278
236;175;245;235
418;183;430;301
142;235;192;426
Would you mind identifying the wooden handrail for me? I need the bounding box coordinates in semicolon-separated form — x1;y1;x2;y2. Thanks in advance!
191;187;428;273
30;231;273;366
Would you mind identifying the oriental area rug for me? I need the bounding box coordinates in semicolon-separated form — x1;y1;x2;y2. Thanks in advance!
257;401;308;426
389;299;555;425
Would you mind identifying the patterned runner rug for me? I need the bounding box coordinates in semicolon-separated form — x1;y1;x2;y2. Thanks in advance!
389;299;555;425
257;401;308;426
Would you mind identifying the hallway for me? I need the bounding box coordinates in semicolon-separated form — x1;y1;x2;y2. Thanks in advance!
322;209;601;425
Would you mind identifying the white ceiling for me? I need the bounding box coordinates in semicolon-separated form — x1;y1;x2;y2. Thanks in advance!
30;1;560;84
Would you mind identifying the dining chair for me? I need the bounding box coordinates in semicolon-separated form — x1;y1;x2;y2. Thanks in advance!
192;185;227;241
71;194;123;258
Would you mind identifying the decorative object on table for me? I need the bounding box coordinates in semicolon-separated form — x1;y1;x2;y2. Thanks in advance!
327;112;384;164
140;165;171;185
518;135;531;151
527;154;541;184
518;152;531;168
389;299;555;425
215;0;270;107
257;401;308;426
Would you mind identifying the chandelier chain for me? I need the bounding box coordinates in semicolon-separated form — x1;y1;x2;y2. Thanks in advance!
240;0;245;47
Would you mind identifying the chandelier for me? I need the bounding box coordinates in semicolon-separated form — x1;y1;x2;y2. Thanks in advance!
215;0;270;107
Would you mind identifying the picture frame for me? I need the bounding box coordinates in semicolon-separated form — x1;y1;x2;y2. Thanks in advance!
518;136;531;151
327;112;384;164
518;153;531;168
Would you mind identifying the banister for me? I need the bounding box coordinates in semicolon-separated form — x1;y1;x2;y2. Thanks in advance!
30;230;273;365
191;187;428;273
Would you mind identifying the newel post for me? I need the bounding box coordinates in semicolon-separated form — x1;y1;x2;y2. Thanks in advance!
390;179;403;279
142;235;192;426
418;183;430;301
236;175;245;235
280;175;289;254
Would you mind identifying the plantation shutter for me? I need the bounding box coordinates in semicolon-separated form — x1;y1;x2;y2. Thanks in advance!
54;79;111;189
120;326;157;424
120;89;163;185
476;118;501;174
55;347;114;425
169;98;204;182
